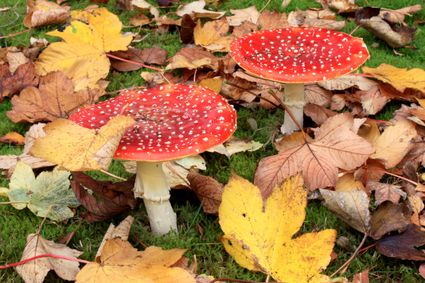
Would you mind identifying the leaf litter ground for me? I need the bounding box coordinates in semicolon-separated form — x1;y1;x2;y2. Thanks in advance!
0;0;425;282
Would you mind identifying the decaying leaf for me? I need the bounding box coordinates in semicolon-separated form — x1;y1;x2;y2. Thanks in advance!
287;9;345;30
4;161;78;221
208;137;263;158
110;47;167;72
0;62;39;98
0;131;25;145
367;181;406;205
166;46;219;71
335;173;365;192
255;113;374;196
71;172;137;222
31;115;134;171
257;10;289;30
76;239;195;283
36;8;132;90
16;233;82;283
371;119;417;169
320;189;371;234
219;175;336;283
227;6;260;26
363;64;425;93
24;0;70;28
194;18;233;52
318;74;377;91
370;201;410;240
188;171;223;214
377;224;425;260
7;71;104;123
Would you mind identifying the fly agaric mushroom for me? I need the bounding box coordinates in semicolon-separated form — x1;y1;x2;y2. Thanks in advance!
69;84;237;235
230;27;369;134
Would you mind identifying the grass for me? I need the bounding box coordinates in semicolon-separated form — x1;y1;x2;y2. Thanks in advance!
0;0;425;282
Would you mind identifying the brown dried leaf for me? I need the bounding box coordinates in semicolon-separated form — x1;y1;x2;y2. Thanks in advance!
287;9;345;30
188;172;223;214
352;270;369;283
318;74;377;91
179;14;196;44
304;103;337;126
367;181;406;205
335;173;365;192
194;18;233;52
0;132;25;145
166;47;219;71
227;6;260;26
176;0;224;19
6;48;29;73
371;119;417;168
370;201;410;240
358;85;389;115
71;172;138;222
379;5;422;25
0;62;39;98
304;84;332;107
255;113;374;195
17;233;82;283
258;10;289;30
110;47;167;72
24;0;70;28
7;71;104;123
377;224;425;260
358;120;380;146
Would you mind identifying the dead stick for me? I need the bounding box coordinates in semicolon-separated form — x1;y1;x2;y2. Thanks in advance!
331;233;368;277
106;53;163;72
0;253;90;269
0;29;31;39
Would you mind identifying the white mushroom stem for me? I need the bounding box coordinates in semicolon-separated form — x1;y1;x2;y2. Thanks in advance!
280;83;305;135
134;161;177;236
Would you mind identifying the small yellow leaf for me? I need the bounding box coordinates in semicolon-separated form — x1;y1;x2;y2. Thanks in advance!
363;64;425;93
194;18;233;52
219;175;336;283
36;8;132;90
31;116;134;171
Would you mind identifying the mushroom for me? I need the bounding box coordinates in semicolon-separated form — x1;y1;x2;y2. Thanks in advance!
230;27;369;134
69;84;237;235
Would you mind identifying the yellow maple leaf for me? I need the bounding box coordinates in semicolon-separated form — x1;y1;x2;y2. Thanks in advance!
362;64;425;93
35;8;132;91
194;18;233;52
76;239;195;283
219;174;336;283
31;115;134;171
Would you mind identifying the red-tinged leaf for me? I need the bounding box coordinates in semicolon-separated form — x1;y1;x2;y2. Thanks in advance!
370;201;410;240
376;224;425;260
254;113;374;196
70;172;139;222
0;62;39;98
110;47;168;72
187;172;223;214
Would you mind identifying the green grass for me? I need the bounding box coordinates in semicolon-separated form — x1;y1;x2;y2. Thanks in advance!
1;0;425;282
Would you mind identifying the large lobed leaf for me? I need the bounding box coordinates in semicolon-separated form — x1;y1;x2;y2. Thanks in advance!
254;113;374;196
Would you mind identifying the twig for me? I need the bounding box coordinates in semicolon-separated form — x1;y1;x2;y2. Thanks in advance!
36;206;52;235
106;53;164;72
382;170;418;186
0;28;31;39
99;169;127;181
331;233;368;277
0;253;90;269
259;0;273;13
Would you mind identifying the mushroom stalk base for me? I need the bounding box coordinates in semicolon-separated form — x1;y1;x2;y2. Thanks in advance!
281;83;305;135
134;161;177;236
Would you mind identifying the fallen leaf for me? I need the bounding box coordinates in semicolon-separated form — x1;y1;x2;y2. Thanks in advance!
31;115;134;171
255;113;374;196
335;173;365;192
358;120;380;146
36;8;132;91
318;74;377;91
188;172;223;214
367;181;406;205
420;264;425;279
358;85;389;115
131;0;159;19
257;10;289;30
194;18;233;52
208;137;263;158
370;201;410;240
352;269;369;283
176;0;225;19
322;0;358;13
4;161;79;221
198;77;223;93
0;123;53;173
0;62;39;98
305;84;332;107
287;9;345;30
356;11;415;48
0;131;25;145
304;103;337;126
166;46;219;71
227;6;260;26
379;5;422;25
24;0;70;28
371;119;417;168
376;224;425;260
320;189;371;234
110;47;167;71
71;172;138;222
76;239;195;283
363;64;425;93
96;215;134;259
219;175;336;283
6;47;29;73
16;233;82;283
7;71;104;123
129;13;151;26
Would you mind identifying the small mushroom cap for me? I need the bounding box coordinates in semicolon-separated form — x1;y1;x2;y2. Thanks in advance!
230;27;369;83
69;84;237;161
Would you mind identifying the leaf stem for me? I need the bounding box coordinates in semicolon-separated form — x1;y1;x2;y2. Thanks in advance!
382;170;418;186
0;253;90;270
331;233;368;277
106;53;164;72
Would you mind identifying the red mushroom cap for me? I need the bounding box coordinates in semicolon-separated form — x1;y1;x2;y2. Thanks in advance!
230;27;369;83
69;84;237;161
